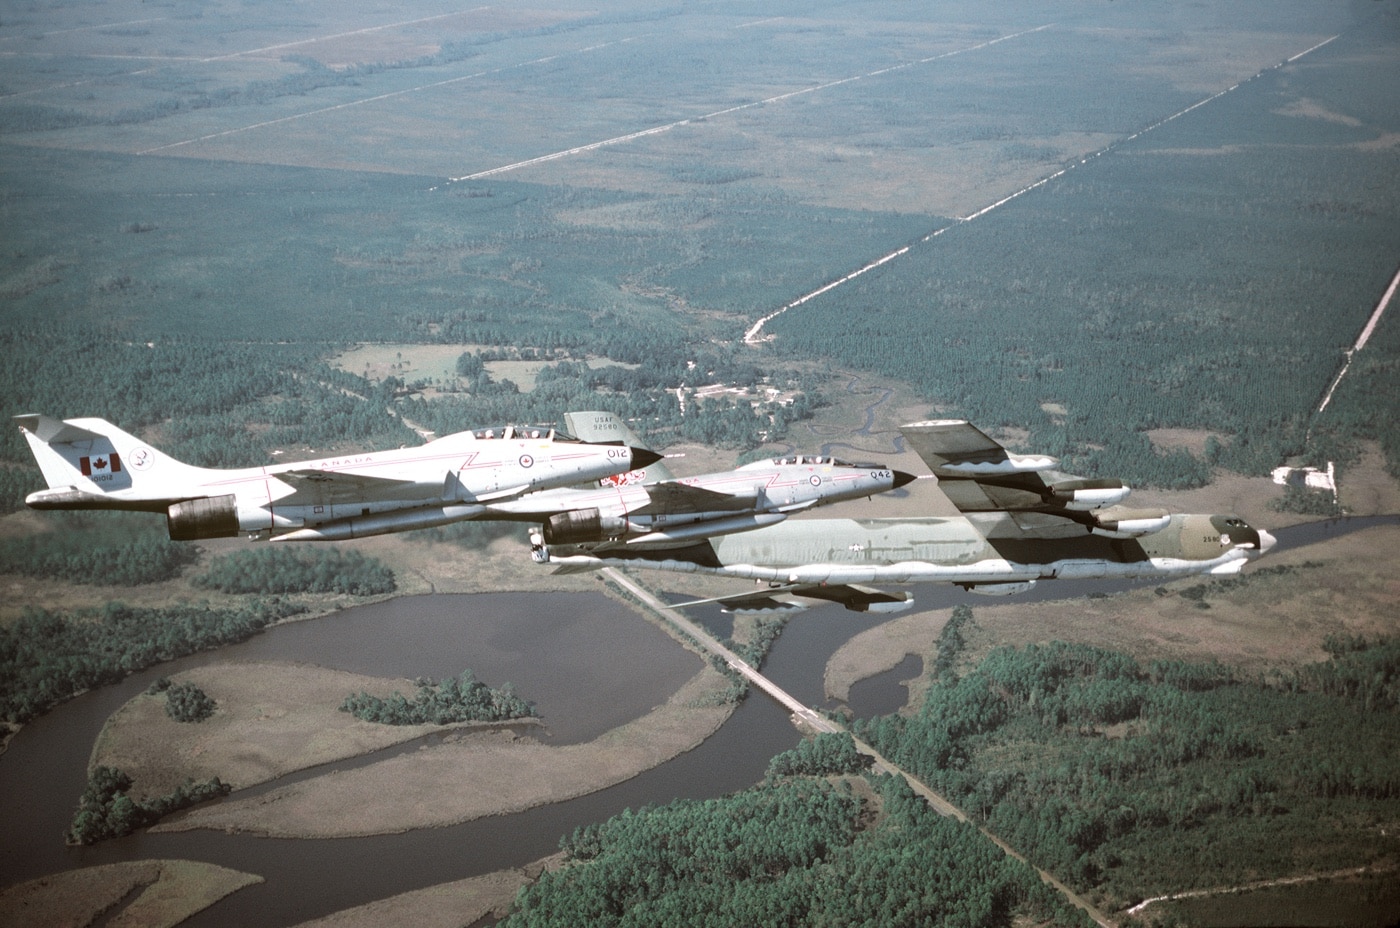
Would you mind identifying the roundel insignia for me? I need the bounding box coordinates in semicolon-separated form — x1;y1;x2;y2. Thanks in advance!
129;447;154;471
809;474;821;487
519;454;534;469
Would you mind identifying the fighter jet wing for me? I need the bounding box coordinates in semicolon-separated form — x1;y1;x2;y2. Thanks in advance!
628;481;755;516
274;469;419;504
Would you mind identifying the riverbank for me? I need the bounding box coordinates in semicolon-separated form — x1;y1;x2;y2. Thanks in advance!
90;662;544;797
290;854;564;928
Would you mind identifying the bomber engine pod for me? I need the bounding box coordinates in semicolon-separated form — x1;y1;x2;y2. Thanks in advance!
543;508;628;545
1046;479;1131;511
1088;507;1171;539
167;495;240;541
959;580;1038;596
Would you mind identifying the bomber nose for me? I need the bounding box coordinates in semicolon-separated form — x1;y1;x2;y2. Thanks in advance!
630;447;665;469
892;470;917;489
1256;529;1277;555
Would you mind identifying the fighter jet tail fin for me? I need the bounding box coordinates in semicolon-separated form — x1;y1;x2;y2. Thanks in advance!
14;414;209;509
564;411;674;483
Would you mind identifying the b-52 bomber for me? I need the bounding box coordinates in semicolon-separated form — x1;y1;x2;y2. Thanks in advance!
485;411;915;550
536;419;1277;613
15;414;659;542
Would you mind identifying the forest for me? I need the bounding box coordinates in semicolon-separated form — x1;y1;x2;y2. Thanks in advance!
0;599;305;726
0;5;1395;511
194;546;396;596
0;512;197;586
502;774;1090;928
853;631;1400;909
496;630;1400;922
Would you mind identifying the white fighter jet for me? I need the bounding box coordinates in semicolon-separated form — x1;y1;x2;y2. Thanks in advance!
14;414;660;542
483;411;915;551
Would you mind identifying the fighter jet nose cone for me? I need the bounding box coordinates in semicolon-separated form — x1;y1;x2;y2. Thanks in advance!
630;447;665;469
1257;529;1277;554
892;470;918;489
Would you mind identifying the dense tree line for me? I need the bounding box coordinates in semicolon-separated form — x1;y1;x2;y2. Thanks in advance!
194;547;395;596
1268;484;1343;517
340;670;536;725
727;616;787;669
1298;634;1400;713
1312;323;1400;478
67;765;230;845
502;775;1087;927
854;639;1400;904
702;615;791;704
0;599;304;725
766;732;872;779
933;603;974;681
0;514;197;585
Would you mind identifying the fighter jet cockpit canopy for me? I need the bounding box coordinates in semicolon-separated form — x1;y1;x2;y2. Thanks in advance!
468;424;580;442
738;454;859;470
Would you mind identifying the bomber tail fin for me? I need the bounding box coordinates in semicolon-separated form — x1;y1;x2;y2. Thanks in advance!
15;414;209;510
564;411;675;483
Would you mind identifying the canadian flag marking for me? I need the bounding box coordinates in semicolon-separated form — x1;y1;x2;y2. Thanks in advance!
80;453;122;477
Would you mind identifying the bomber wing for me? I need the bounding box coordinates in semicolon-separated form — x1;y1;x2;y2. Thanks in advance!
900;420;1169;541
669;582;914;615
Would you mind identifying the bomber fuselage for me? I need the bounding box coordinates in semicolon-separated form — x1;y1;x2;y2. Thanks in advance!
544;512;1274;592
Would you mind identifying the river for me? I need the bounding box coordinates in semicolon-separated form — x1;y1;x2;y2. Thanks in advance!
0;590;814;927
0;515;1390;925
